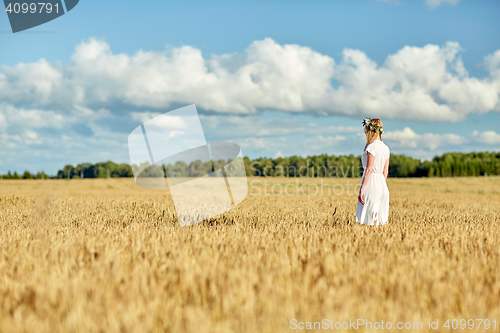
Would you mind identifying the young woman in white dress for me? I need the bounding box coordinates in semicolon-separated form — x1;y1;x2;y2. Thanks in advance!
356;117;390;226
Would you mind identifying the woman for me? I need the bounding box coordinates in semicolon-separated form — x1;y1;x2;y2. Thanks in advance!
356;117;390;226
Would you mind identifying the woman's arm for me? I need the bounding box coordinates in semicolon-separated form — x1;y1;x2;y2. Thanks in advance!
383;158;390;180
358;151;375;205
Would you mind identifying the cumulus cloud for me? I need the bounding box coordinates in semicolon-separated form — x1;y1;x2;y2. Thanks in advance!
200;114;358;139
0;103;113;151
0;130;42;147
383;127;465;150
485;50;500;81
0;111;5;130
472;130;500;145
329;42;499;121
238;137;281;150
305;135;346;150
130;111;161;124
0;104;66;129
0;38;498;122
131;113;187;129
0;104;66;148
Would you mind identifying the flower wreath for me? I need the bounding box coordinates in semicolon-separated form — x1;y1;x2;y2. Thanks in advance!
362;117;384;134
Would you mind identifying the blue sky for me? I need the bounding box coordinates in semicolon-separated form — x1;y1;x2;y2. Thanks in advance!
1;0;499;174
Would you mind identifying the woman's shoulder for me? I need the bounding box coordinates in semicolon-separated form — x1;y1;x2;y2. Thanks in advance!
380;141;390;153
366;140;390;154
367;140;384;148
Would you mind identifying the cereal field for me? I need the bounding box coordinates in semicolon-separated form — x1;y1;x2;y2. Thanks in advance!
0;177;499;332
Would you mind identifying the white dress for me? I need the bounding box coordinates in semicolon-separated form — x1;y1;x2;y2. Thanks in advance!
356;140;390;226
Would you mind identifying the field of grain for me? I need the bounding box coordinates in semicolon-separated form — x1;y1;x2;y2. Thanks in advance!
1;177;499;332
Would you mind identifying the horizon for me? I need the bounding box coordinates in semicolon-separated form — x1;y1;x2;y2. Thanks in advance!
1;149;498;177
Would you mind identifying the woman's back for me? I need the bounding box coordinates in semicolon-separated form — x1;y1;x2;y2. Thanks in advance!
363;140;390;174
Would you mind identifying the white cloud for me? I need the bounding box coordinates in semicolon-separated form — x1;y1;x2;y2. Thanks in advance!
24;130;41;145
168;130;184;138
0;130;42;147
131;112;188;129
328;42;500;121
0;104;113;152
0;104;66;129
425;0;460;9
238;137;277;149
485;50;500;81
383;127;465;150
0;111;5;130
0;38;498;122
199;114;362;139
72;105;110;119
274;150;284;158
472;130;500;145
130;111;161;123
304;135;346;150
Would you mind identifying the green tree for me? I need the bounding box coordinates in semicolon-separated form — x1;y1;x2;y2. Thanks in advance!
22;171;33;179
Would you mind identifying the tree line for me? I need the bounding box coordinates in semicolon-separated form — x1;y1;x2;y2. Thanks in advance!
1;152;499;180
245;152;500;178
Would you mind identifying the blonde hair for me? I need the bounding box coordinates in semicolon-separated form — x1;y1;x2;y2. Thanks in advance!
364;118;383;150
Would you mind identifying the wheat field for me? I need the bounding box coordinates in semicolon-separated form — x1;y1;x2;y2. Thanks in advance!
0;177;499;332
